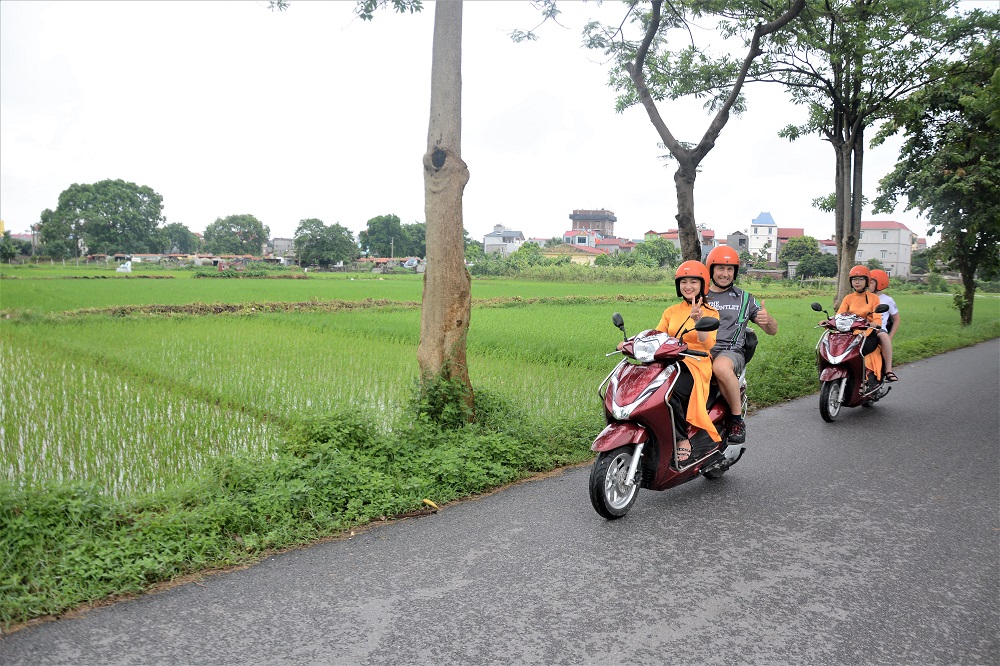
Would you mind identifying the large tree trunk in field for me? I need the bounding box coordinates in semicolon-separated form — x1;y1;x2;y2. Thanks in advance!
418;0;473;411
833;131;864;305
673;159;701;261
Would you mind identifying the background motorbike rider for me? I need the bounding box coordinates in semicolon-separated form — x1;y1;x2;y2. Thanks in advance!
834;265;895;383
618;261;721;463
868;269;900;382
704;246;778;443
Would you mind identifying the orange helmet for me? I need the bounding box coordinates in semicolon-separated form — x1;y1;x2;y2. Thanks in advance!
675;260;710;298
706;245;740;284
869;269;889;291
849;265;871;279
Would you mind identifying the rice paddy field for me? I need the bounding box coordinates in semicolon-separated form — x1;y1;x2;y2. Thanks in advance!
2;264;998;499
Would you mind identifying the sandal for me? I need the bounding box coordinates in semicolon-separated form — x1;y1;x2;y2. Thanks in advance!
676;441;692;464
885;371;899;382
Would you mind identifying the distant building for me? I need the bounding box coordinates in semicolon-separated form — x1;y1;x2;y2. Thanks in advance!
819;238;838;255
748;212;778;263
857;220;916;277
563;229;602;249
271;237;295;259
645;227;717;258
483;224;525;256
569;209;616;236
596;236;636;255
540;243;607;265
725;231;749;255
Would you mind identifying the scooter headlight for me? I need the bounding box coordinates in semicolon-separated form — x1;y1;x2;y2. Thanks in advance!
631;331;670;362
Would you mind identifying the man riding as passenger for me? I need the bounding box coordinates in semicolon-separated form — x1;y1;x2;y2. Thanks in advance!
704;246;779;443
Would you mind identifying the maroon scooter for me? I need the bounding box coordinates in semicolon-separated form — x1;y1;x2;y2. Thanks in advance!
811;302;891;422
588;313;746;520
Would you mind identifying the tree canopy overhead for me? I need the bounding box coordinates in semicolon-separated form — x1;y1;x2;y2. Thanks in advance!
873;28;1000;325
755;0;996;301
583;0;806;261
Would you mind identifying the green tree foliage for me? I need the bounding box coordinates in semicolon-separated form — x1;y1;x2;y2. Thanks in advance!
911;248;931;274
761;0;994;303
465;240;485;264
0;231;18;262
796;253;838;278
873;31;1000;325
778;235;821;267
293;218;360;267
399;222;426;258
161;222;200;254
38;179;165;256
865;258;885;271
203;214;270;256
633;235;679;267
583;0;805;261
359;214;403;258
359;215;427;258
37;207;77;258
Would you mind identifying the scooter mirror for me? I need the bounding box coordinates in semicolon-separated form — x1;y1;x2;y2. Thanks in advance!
875;303;889;313
810;302;824;312
612;312;627;340
695;316;720;332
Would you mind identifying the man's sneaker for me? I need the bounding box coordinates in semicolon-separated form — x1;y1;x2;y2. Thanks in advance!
728;419;746;444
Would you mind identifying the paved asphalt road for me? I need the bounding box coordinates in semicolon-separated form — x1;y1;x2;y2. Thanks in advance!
2;340;998;666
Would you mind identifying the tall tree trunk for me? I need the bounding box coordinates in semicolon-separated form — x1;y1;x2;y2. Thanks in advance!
673;158;700;261
955;231;976;325
418;0;473;412
833;125;864;305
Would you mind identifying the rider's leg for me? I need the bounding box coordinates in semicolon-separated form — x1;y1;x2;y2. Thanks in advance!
669;368;694;462
878;330;894;375
712;354;742;416
713;350;747;443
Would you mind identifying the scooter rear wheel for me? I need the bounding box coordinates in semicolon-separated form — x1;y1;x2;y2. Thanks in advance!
589;445;640;520
819;379;843;422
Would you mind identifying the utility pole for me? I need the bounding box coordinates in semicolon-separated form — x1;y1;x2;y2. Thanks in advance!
390;237;394;259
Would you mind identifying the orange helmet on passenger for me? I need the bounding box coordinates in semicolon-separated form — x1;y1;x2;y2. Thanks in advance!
675;260;710;299
706;246;741;285
869;269;889;292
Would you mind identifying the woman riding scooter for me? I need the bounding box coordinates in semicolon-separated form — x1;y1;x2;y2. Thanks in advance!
835;265;892;383
619;261;721;462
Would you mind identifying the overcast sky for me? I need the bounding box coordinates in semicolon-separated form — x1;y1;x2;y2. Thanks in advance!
1;0;948;246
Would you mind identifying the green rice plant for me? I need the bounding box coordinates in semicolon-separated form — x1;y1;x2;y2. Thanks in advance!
1;339;276;497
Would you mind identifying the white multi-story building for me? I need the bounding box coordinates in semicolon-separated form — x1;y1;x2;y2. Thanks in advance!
748;212;778;263
856;221;916;277
483;224;525;256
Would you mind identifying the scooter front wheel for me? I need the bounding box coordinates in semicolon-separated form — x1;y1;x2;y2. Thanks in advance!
819;379;843;422
589;445;640;520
